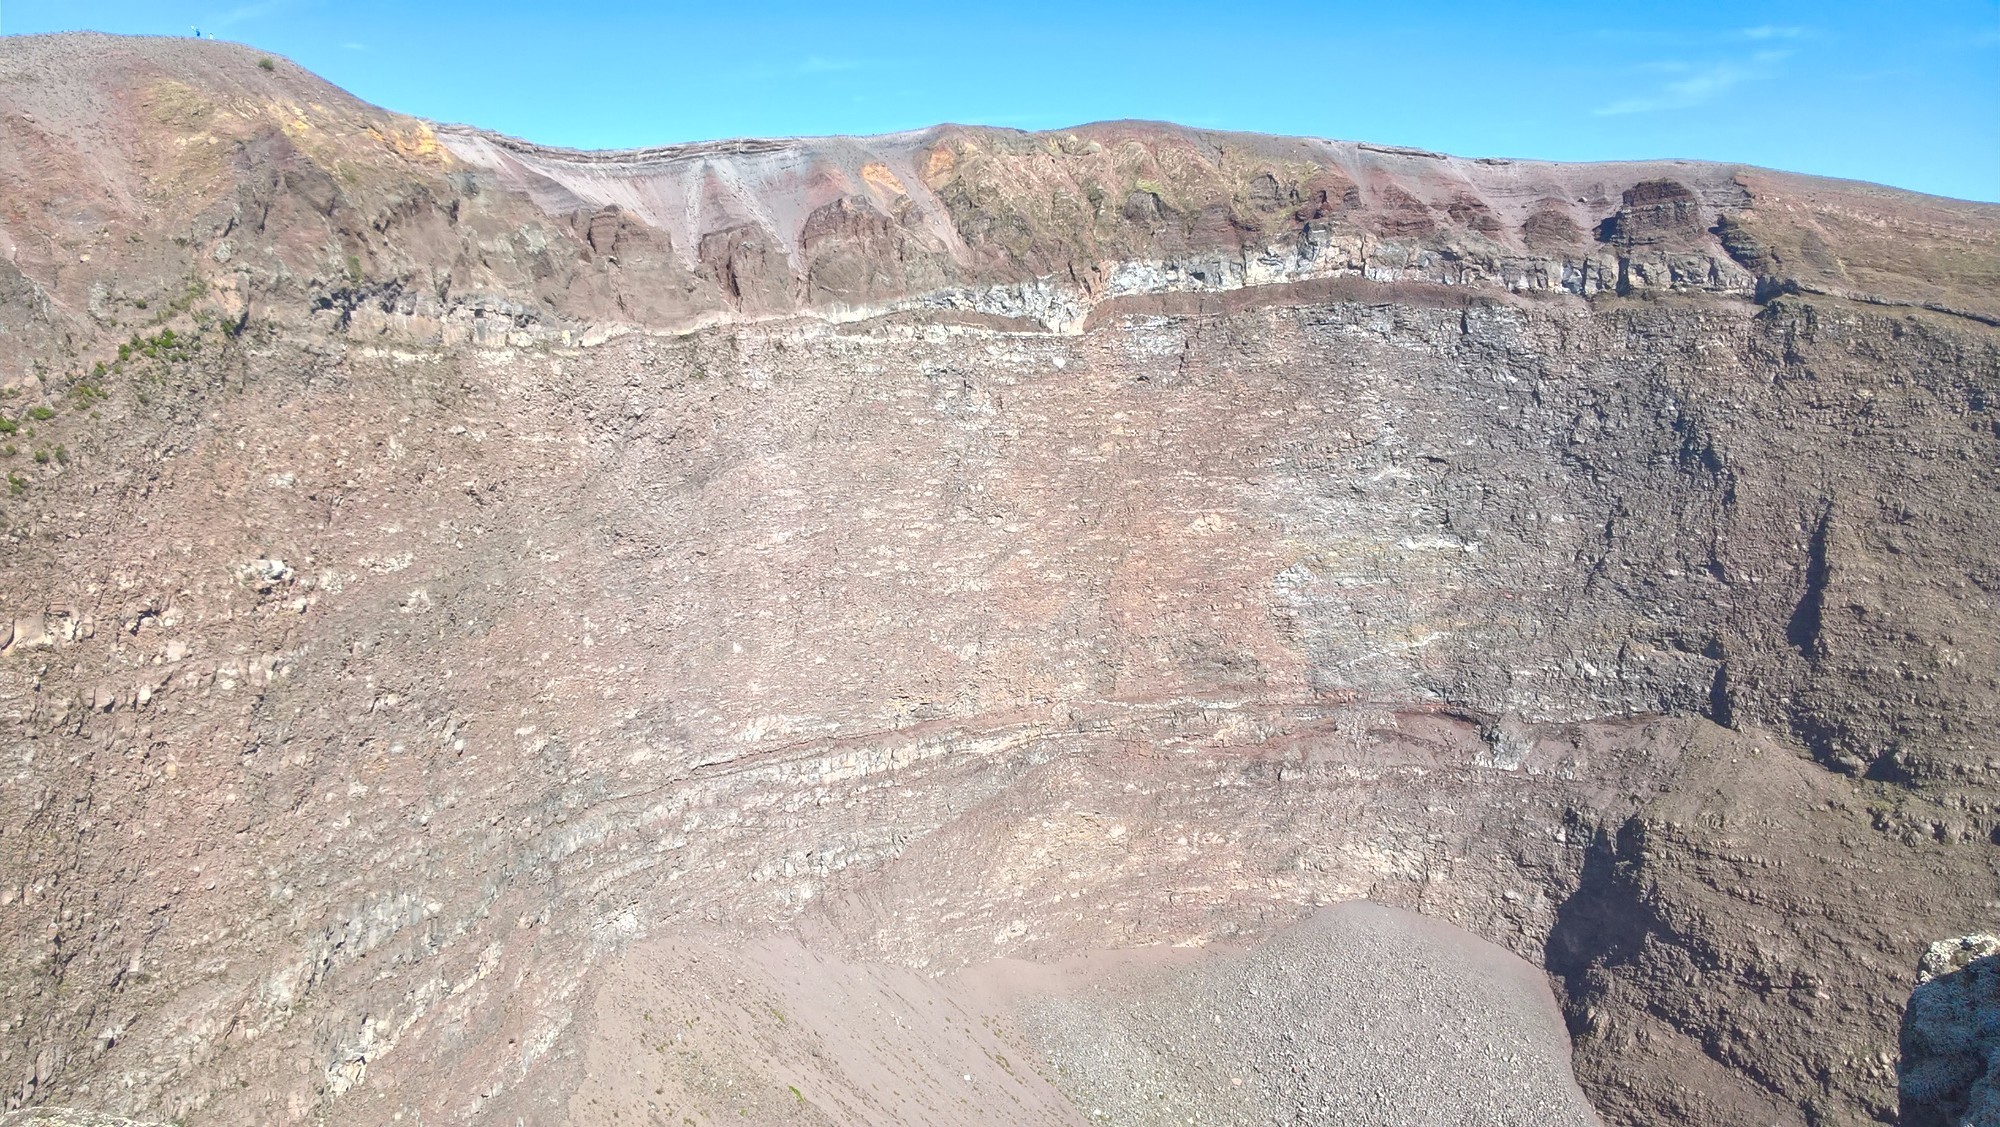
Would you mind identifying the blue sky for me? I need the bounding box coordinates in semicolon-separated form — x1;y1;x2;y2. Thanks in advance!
6;1;1998;201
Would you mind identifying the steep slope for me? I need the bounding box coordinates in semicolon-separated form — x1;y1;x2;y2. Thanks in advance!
0;32;1996;1127
6;32;1996;356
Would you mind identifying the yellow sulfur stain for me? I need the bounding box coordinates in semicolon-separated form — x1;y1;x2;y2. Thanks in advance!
922;146;957;186
368;121;450;164
269;101;313;139
860;162;907;198
147;80;222;129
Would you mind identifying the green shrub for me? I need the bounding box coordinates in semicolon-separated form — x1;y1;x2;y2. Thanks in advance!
26;406;54;421
258;57;276;71
119;328;197;366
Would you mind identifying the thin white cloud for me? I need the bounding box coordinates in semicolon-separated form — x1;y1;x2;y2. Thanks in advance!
1594;39;1797;116
1593;28;1699;47
1594;62;1752;115
798;56;863;75
1589;23;1812;114
213;0;292;28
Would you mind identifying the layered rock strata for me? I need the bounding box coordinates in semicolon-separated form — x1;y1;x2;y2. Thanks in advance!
0;32;1997;1127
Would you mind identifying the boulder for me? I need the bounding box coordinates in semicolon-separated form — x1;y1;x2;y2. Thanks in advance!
1901;935;2000;1127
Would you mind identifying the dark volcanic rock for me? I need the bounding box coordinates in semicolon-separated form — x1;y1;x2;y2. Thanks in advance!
1599;179;1706;248
1902;937;2000;1127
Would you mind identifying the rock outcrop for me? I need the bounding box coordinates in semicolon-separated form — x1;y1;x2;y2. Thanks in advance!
0;31;1996;1127
1902;936;2000;1127
0;1112;169;1127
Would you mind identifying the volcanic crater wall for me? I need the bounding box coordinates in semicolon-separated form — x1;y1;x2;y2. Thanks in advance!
0;31;1997;1127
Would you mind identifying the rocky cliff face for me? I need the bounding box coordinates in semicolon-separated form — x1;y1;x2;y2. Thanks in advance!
1902;936;2000;1127
1;32;1996;1127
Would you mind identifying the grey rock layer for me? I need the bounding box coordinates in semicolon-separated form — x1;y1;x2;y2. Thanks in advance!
1018;902;1602;1127
1902;936;2000;1127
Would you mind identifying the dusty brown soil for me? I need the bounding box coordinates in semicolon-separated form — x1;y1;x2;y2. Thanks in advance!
0;31;1997;1127
562;903;1597;1127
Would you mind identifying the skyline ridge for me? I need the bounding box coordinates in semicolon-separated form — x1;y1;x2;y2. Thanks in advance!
2;0;1995;201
